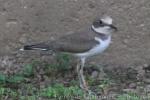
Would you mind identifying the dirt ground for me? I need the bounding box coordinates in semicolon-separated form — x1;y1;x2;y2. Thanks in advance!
0;0;150;99
0;0;150;68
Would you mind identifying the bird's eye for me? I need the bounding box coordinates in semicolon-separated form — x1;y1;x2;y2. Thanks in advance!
93;20;104;28
99;20;103;24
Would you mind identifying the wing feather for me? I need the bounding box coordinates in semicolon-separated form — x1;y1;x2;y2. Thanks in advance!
51;31;99;53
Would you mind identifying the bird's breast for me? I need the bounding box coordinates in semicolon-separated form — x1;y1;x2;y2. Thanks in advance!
75;36;111;58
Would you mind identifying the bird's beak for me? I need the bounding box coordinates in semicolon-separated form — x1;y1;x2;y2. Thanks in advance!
109;25;118;31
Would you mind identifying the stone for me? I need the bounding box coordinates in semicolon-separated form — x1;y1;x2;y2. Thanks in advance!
129;83;137;89
123;39;129;44
91;71;98;78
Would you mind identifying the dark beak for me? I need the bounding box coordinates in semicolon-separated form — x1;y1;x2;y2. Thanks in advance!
109;25;118;31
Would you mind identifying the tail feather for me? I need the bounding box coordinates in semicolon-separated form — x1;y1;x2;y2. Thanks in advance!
20;43;50;51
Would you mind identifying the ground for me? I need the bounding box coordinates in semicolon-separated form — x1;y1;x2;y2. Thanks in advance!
0;0;150;99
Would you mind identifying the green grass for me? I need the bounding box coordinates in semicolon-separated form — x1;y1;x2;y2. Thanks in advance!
0;53;148;100
0;83;84;100
116;91;150;100
0;53;86;100
0;73;24;84
40;84;84;99
116;93;141;100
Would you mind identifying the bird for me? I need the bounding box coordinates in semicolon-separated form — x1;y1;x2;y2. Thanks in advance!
20;16;117;93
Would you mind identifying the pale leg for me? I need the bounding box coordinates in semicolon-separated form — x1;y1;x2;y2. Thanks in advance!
77;58;88;91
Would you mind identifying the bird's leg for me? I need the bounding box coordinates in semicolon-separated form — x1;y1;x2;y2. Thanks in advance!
80;58;88;90
77;58;96;96
77;63;82;88
77;58;89;91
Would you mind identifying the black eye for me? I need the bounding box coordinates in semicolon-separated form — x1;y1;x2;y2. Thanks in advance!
93;20;104;28
99;20;103;24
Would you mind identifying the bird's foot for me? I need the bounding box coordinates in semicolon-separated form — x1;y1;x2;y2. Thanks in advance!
81;84;98;97
80;84;88;92
87;90;97;96
80;84;96;96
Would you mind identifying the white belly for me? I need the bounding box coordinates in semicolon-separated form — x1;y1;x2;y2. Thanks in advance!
75;36;111;58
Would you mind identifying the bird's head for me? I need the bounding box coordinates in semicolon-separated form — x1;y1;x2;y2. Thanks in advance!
92;16;117;35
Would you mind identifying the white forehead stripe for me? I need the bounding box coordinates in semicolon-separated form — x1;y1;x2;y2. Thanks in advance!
101;16;113;24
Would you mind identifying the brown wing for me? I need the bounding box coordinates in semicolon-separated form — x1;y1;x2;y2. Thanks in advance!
51;31;99;53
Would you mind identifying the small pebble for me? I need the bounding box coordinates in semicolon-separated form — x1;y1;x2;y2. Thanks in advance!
123;39;129;44
123;89;136;93
129;83;137;89
143;64;148;68
91;71;98;78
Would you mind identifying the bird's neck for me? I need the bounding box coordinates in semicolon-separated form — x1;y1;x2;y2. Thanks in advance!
91;27;111;41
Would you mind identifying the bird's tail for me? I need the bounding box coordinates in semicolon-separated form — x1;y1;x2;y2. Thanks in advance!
20;43;50;51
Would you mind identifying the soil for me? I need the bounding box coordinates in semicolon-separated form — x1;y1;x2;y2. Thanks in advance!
0;0;150;99
0;0;150;67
